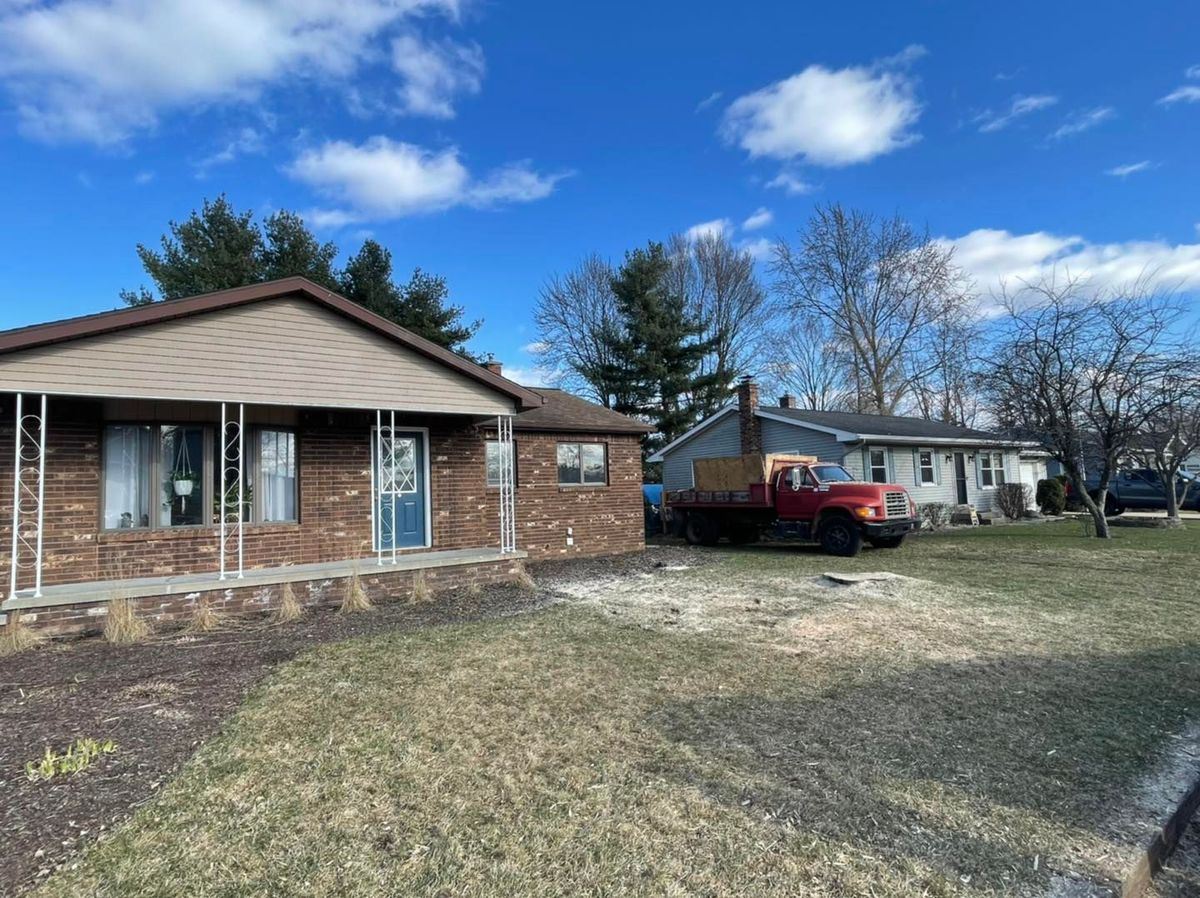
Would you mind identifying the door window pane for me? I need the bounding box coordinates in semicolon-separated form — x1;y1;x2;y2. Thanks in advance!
259;430;297;522
160;426;207;526
103;426;153;529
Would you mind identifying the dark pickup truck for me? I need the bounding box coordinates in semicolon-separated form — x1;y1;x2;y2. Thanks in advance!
1086;468;1199;515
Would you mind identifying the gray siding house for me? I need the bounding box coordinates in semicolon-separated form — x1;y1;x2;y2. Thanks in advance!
651;380;1045;514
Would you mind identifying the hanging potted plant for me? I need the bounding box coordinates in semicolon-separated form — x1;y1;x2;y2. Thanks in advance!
169;433;197;506
173;472;196;497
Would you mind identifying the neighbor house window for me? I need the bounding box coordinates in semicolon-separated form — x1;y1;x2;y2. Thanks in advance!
485;440;516;487
867;448;889;483
979;451;1006;488
558;442;607;485
917;449;937;485
256;430;297;522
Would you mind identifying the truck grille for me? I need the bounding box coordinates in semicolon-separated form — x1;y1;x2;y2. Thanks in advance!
884;491;909;519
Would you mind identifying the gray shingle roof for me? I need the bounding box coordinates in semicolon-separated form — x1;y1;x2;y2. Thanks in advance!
513;388;654;434
763;406;1011;442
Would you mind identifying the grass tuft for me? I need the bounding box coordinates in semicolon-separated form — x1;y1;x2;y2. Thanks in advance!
410;571;431;604
185;596;223;633
104;596;150;645
274;581;305;623
0;610;45;656
339;571;372;614
513;561;536;592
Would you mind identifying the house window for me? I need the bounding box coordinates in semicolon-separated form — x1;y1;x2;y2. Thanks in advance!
257;430;297;522
103;424;298;529
979;451;1006;488
558;442;607;486
485;440;516;487
867;448;889;483
917;449;937;485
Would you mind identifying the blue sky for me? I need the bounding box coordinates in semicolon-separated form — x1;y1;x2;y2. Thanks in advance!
1;0;1198;383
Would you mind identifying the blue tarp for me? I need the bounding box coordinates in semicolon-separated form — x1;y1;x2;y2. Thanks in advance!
643;484;663;506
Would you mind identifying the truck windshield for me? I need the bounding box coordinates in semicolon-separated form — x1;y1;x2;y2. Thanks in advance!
811;464;855;483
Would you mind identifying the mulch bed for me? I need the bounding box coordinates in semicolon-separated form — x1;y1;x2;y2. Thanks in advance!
1;548;698;898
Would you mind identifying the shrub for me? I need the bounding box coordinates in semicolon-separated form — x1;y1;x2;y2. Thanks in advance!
513;562;537;592
274;581;304;623
26;738;117;781
186;596;223;633
411;571;431;604
339;571;372;613
104;597;149;645
0;611;45;657
919;502;951;530
1036;478;1066;515
994;482;1030;520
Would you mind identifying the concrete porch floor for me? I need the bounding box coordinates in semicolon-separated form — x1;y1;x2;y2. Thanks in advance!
2;547;527;613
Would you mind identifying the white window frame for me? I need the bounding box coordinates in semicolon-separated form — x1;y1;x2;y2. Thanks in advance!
979;451;1006;489
866;447;890;484
916;448;937;486
253;428;299;523
485;439;517;488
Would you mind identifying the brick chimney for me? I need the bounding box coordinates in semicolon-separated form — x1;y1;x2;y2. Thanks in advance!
484;359;503;376
778;393;797;409
737;376;761;456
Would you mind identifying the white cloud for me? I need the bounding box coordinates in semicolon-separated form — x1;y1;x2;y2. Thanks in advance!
1049;106;1115;140
974;94;1058;133
133;169;155;185
0;0;466;144
944;228;1200;307
1104;160;1154;178
721;45;924;167
521;340;549;355
497;362;561;388
391;32;483;118
766;171;815;195
1187;64;1200;79
738;237;773;261
287;137;566;223
742;207;773;231
1158;85;1200;106
684;218;732;241
695;90;722;112
193;126;266;174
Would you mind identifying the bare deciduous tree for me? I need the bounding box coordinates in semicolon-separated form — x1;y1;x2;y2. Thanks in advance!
910;302;982;426
532;254;623;406
762;315;853;410
1128;370;1200;525
986;274;1186;538
667;231;771;415
772;203;972;414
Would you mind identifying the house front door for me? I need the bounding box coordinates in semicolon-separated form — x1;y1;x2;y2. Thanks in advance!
374;428;427;550
953;452;969;504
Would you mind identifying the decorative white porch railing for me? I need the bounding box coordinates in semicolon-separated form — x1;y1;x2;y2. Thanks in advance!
219;402;245;580
8;393;48;599
497;415;517;554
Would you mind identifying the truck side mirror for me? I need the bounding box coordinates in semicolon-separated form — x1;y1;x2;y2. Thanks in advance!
789;468;803;491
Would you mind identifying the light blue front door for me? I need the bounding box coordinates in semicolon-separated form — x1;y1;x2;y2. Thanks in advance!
374;429;426;550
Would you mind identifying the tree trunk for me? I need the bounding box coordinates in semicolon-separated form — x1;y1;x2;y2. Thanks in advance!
1069;472;1110;539
1166;479;1182;527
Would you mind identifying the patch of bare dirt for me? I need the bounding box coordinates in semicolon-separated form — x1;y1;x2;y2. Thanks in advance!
0;582;550;897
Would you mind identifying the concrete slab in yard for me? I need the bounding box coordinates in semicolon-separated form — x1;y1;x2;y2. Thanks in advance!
822;571;908;585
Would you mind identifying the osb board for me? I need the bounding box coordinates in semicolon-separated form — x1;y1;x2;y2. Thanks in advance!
692;453;817;490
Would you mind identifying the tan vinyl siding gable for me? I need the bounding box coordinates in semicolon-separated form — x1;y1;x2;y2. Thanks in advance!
0;298;516;414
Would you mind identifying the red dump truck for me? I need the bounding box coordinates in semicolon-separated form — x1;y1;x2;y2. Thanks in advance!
667;456;919;556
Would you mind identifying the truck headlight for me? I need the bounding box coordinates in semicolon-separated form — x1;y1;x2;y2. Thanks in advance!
853;506;877;518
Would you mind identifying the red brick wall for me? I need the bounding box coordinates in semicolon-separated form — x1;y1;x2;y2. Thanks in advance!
0;398;643;594
483;430;646;558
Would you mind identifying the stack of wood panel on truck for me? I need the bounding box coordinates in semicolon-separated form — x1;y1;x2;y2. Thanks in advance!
667;453;817;505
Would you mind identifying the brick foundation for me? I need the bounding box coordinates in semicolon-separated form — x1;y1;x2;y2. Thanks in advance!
10;556;523;637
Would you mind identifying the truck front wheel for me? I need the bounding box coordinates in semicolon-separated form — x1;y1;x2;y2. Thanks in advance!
684;512;720;547
819;516;862;557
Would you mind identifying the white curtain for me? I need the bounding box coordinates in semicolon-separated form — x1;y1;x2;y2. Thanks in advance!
103;426;152;529
260;431;296;522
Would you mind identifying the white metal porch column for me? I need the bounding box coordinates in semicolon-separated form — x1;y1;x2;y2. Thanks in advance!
375;409;401;566
219;402;245;580
8;393;48;599
497;415;517;554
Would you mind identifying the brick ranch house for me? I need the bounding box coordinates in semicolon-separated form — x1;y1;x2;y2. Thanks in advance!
0;278;649;636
